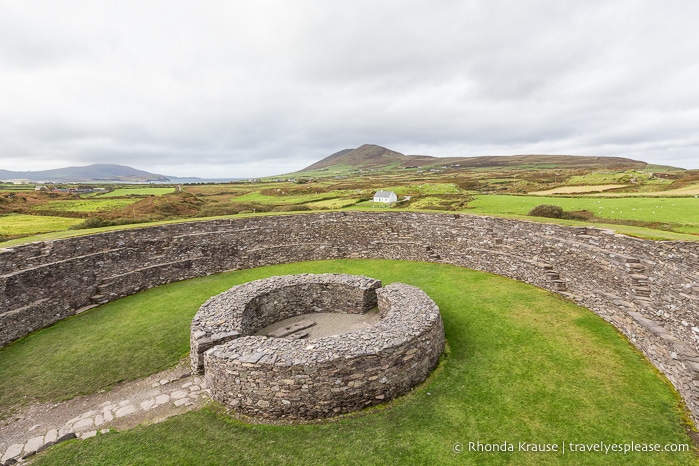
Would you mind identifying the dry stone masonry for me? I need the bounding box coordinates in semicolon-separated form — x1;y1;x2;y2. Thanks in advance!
1;212;699;423
0;366;208;465
190;274;381;374
192;274;444;420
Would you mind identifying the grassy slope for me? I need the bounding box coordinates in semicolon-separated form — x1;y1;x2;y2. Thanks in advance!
0;214;83;237
469;195;699;234
0;260;693;464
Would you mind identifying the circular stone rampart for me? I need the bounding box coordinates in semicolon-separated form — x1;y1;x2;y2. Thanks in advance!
191;274;445;420
2;211;699;423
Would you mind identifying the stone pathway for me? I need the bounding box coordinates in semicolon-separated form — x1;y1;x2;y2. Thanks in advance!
0;363;209;465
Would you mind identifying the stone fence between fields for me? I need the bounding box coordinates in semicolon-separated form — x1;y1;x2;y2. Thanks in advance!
1;212;698;422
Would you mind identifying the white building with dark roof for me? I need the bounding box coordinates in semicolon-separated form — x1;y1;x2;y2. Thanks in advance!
373;190;398;203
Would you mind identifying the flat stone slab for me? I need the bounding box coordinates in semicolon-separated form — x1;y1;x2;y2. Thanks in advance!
2;444;23;463
140;399;156;410
285;330;309;340
115;405;136;418
73;418;94;430
239;352;266;364
267;320;316;338
23;435;44;455
170;390;188;400
44;429;58;443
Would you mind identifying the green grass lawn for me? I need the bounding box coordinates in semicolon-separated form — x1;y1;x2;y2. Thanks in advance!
231;190;346;206
0;184;34;191
388;182;461;195
565;170;668;186
33;198;140;213
0;214;83;237
95;187;176;197
469;195;699;234
1;260;694;465
305;198;360;209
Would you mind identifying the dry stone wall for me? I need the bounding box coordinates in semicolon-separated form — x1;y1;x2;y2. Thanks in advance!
1;212;699;422
190;273;382;373
196;276;444;420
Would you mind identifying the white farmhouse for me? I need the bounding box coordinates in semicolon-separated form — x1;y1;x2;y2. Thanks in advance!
373;190;398;203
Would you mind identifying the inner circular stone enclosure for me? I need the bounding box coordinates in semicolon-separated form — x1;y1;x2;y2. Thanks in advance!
190;273;445;420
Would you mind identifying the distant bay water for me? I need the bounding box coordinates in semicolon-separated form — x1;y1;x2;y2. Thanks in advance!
159;177;245;184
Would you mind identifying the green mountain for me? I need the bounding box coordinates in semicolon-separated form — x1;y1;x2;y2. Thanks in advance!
0;164;169;183
300;144;653;174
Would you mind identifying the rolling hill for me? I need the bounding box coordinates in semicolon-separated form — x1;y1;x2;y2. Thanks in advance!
0;164;170;183
299;144;653;174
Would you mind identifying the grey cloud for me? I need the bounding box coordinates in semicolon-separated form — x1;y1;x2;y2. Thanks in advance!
0;0;698;176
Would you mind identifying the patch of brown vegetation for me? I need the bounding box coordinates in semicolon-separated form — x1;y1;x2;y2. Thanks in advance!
668;170;699;188
105;192;203;221
0;191;80;216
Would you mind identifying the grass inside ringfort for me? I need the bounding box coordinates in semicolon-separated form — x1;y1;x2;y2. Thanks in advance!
1;260;695;465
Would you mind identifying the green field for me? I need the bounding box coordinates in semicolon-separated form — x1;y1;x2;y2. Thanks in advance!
2;260;694;465
305;198;361;209
95;187;175;197
0;214;83;238
386;182;461;195
0;184;34;191
565;171;671;186
605;184;699;197
469;195;699;234
232;189;355;206
2;164;699;243
33;198;140;213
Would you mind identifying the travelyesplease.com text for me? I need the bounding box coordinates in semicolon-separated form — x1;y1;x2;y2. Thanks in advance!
453;441;690;455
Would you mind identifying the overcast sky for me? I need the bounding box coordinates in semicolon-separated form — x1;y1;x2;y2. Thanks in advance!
1;0;698;178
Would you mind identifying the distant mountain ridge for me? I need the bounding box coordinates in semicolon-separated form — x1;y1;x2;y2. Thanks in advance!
0;164;169;183
300;144;653;173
